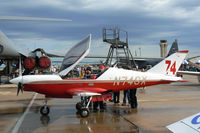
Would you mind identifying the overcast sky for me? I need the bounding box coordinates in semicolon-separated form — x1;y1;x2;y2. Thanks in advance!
0;0;199;59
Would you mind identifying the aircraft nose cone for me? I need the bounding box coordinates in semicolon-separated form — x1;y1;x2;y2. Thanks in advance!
10;76;22;84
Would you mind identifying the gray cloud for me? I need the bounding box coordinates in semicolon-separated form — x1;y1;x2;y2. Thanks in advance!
0;0;199;58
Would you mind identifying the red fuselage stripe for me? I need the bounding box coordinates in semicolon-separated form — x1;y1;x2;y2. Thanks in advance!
23;80;174;98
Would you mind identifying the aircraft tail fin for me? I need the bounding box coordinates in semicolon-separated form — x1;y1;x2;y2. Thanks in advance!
148;50;188;76
167;39;179;57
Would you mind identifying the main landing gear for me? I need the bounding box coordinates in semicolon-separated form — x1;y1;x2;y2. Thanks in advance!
39;97;92;118
76;96;92;118
40;99;50;116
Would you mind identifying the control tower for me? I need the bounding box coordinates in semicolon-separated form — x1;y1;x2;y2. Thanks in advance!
103;28;136;68
160;40;168;57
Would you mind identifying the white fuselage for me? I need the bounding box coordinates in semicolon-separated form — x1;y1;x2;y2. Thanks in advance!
97;67;181;82
10;67;182;85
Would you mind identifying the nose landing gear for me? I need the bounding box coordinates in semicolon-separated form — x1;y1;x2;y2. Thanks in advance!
40;99;50;116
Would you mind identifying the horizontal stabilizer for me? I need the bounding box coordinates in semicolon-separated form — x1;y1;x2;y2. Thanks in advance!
178;71;200;76
178;71;200;83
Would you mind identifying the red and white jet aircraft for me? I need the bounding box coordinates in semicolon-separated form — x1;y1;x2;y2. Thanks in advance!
10;34;189;117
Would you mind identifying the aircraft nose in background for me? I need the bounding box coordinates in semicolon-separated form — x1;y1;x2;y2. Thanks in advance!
9;76;22;84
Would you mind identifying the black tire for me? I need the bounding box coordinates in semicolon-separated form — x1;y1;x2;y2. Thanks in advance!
76;102;83;111
80;108;90;118
40;106;50;115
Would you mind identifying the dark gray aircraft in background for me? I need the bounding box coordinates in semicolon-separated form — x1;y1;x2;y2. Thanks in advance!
89;39;179;69
131;39;179;69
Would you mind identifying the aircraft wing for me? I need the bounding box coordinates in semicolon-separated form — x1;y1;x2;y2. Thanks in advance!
0;30;65;59
65;86;107;96
166;112;200;133
177;71;200;76
0;30;24;58
46;52;64;58
59;34;91;76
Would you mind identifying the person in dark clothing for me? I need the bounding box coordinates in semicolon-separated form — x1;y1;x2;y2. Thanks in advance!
113;91;120;104
93;100;105;111
93;100;99;111
85;67;92;79
129;88;138;108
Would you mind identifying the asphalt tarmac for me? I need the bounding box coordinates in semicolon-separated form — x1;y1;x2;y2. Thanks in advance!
0;75;200;133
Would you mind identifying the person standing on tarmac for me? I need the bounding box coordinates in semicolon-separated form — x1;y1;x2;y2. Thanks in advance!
122;90;129;106
121;66;138;108
113;91;120;105
93;65;106;111
129;88;138;108
121;66;130;106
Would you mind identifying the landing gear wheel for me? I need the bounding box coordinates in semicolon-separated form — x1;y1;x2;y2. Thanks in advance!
40;106;50;116
76;102;83;111
80;108;90;118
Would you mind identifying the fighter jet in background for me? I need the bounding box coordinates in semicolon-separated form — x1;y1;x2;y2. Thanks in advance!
0;16;71;77
0;30;63;77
